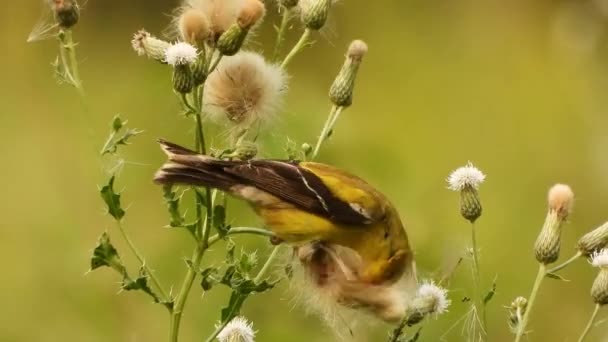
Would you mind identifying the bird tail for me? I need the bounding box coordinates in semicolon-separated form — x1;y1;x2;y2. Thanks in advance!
153;139;240;191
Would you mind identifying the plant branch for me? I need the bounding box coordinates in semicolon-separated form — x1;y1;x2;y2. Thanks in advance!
272;6;293;61
207;227;275;246
470;223;488;336
577;304;601;342
280;28;312;69
514;264;546;342
115;220;170;303
546;251;583;274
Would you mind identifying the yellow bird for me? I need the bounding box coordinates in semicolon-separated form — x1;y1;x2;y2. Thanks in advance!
154;139;417;322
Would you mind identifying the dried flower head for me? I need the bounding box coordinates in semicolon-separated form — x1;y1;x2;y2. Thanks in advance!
217;316;255;342
178;8;210;45
131;30;171;62
216;0;265;56
547;184;574;219
178;0;264;44
507;296;528;332
447;162;486;191
203;51;287;131
329;40;367;107
591;249;608;268
578;222;608;256
534;184;574;264
165;42;198;66
49;0;80;28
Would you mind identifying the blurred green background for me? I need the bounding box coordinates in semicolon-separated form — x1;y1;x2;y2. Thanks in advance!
3;0;608;341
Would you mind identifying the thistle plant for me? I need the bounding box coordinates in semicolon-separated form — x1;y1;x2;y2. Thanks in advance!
28;0;84;94
447;162;489;341
577;249;608;342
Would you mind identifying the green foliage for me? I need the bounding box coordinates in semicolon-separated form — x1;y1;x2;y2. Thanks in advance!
90;231;126;274
100;114;143;156
99;175;125;220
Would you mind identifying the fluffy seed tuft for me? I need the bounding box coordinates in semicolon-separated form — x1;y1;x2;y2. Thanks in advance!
591;249;608;268
547;184;574;219
347;40;368;61
237;0;266;28
217;316;255;342
447;162;486;191
203;51;287;131
165;42;198;66
178;9;210;45
416;281;451;315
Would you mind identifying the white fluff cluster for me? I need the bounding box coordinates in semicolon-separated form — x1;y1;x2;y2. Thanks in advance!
165;42;198;66
217;316;255;342
591;249;608;268
182;0;245;35
447;162;486;191
417;281;451;315
203;51;287;130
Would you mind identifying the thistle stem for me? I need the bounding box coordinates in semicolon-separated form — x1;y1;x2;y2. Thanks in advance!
514;264;546;342
577;304;601;342
272;6;293;61
58;29;84;95
546;251;583;274
280;28;312;69
115;221;169;303
470;223;488;336
312;105;342;159
207;227;275;246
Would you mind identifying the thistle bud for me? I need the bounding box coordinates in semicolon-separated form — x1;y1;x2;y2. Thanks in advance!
217;0;265;56
51;0;80;28
301;142;312;156
226;142;258;161
591;250;608;305
192;57;207;86
578;222;608;256
534;184;574;264
508;296;528;332
178;9;210;47
280;0;299;8
131;30;171;63
329;40;367;108
300;0;332;30
165;43;198;94
447;163;485;223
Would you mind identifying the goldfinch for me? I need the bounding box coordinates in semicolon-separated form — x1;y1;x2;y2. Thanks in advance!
154;139;417;322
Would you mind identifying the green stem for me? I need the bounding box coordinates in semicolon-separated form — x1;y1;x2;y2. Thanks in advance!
388;319;408;342
272;6;293;61
115;221;169;302
470;223;487;336
169;225;209;342
546;251;583;274
280;28;312;69
514;264;546;342
312;105;340;159
207;227;275;246
577;304;601;342
58;29;84;95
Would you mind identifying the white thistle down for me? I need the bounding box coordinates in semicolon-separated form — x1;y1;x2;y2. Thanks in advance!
416;281;451;315
203;51;286;130
165;42;198;66
179;0;260;38
591;249;608;268
447;162;486;191
217;316;255;342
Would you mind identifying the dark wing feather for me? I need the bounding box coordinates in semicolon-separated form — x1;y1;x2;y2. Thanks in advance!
155;140;370;225
226;160;371;225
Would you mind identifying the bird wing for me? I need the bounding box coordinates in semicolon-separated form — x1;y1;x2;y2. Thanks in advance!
226;160;375;226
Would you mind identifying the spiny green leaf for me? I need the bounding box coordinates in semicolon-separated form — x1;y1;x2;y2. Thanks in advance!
200;267;221;291
90;232;126;275
100;115;143;156
100;175;125;220
213;204;227;231
546;272;570;282
162;185;185;227
238;251;258;274
221;292;243;323
483;281;497;305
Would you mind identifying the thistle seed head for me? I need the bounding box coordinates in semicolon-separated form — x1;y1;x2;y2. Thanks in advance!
131;30;171;63
548;183;574;219
178;8;210;46
50;0;80;28
578;222;608;256
534;184;573;264
217;316;255;342
299;0;332;30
